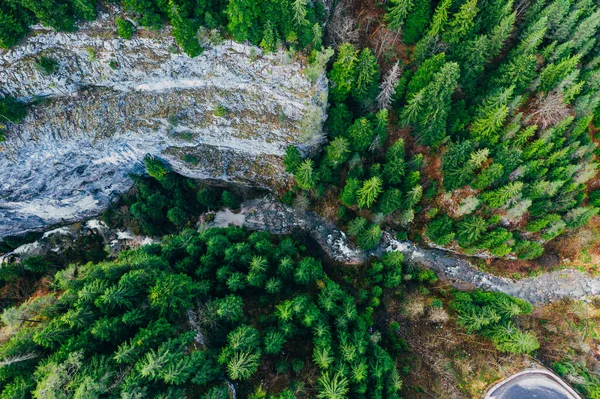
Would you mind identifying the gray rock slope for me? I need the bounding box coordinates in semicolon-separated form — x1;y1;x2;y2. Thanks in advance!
0;10;327;238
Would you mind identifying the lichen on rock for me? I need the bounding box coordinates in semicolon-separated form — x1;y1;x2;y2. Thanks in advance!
0;9;328;238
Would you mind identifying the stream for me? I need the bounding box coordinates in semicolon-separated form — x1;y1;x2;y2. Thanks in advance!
209;197;600;306
4;196;600;306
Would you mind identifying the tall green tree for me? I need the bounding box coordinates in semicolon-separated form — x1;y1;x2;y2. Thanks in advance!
329;43;358;103
352;48;380;105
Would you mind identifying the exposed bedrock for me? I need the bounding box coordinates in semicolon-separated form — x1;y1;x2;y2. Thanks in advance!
0;10;328;238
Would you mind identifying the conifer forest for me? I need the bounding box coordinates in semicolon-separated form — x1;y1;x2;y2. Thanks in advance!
2;0;600;398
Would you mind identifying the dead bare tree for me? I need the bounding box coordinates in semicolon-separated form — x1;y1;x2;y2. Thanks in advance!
530;92;572;129
326;0;359;46
371;26;396;59
0;352;38;368
376;61;402;110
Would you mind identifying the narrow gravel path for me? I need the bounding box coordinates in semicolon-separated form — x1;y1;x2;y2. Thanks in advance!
214;197;600;305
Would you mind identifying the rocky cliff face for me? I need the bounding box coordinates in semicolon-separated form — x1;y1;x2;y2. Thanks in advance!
0;10;328;238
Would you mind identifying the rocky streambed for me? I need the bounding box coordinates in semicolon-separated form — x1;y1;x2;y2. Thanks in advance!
208;197;600;305
6;196;600;306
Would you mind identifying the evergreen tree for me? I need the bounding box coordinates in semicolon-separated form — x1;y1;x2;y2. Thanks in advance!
340;178;361;206
357;224;382;249
260;20;276;52
383;139;406;185
329;43;357;103
427;0;451;37
470;86;514;145
426;214;455;245
352;48;380;105
403;0;430;44
71;0;97;21
357;177;383;209
410;61;460;146
226;0;260;43
295;159;317;190
443;0;479;45
0;5;30;49
385;0;414;32
347;117;375;152
325;136;351;168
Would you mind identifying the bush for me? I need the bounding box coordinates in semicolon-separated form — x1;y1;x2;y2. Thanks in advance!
34;56;58;75
116;17;135;39
145;156;169;181
21;256;50;273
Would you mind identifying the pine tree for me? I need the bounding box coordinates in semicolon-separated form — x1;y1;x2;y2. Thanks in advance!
352;48;380;105
357;224;382;249
492;53;538;93
260;20;276;52
148;273;196;319
340;178;362;206
443;0;478;45
19;0;76;31
327;103;353;137
412;61;460;146
168;0;203;57
283;146;303;173
482;181;524;208
357;177;383;209
400;89;425;125
226;0;260;43
329;43;357;103
426;214;455;245
71;0;97;21
379;189;403;215
313;345;335;369
470;86;514;145
427;0;451;37
227;351;260;380
457;215;487;246
325;136;351;167
348;217;368;237
295;159;317;190
292;0;309;28
488;11;516;57
312;23;323;50
385;0;414;32
402;0;430;44
264;330;286;354
347;117;375;152
122;0;162;27
569;8;600;51
318;372;349;399
404;185;422;209
455;35;491;93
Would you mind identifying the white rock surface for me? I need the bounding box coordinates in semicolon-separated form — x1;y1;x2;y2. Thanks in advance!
0;9;328;238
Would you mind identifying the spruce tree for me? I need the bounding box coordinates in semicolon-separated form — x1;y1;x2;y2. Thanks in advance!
427;0;451;37
470;86;514;145
295;159;317;190
402;0;430;44
443;0;479;45
352;48;380;105
385;0;414;32
329;43;357;103
357;177;383;209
